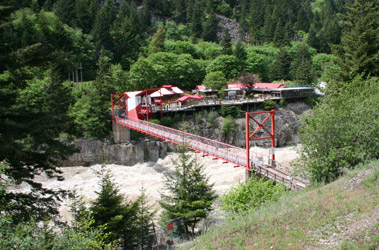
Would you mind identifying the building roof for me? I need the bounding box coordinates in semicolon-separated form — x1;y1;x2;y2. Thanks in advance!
253;83;285;89
227;83;246;89
150;86;184;98
177;95;203;102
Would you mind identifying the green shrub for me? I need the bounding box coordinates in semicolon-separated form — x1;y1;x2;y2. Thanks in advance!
279;99;287;107
220;105;243;118
263;100;276;110
207;111;219;127
221;115;237;136
297;78;379;183
221;177;287;215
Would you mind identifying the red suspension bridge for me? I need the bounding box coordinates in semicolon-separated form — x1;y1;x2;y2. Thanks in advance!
112;93;306;190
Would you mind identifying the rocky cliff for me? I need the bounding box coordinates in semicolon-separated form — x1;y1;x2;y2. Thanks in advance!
176;102;311;148
62;139;168;167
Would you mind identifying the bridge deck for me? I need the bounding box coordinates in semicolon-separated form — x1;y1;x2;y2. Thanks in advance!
115;116;306;190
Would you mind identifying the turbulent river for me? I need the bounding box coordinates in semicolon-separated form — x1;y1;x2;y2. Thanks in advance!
11;146;299;221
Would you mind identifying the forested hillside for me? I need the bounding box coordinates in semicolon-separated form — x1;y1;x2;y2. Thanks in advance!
1;0;378;248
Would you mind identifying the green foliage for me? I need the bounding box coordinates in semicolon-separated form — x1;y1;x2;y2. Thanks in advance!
129;52;204;90
290;43;317;85
207;111;219;127
148;26;166;55
297;78;379;183
207;55;243;79
220;105;243;118
221;177;287;215
90;167;140;248
159;148;217;235
279;99;287;107
263;100;276;110
197;41;223;60
271;48;291;81
221;115;236;136
164;40;203;59
330;0;379;84
202;71;227;90
135;187;157;249
312;53;336;78
220;28;232;55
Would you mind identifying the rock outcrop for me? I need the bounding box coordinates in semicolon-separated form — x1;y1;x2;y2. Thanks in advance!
176;101;311;148
62;139;168;167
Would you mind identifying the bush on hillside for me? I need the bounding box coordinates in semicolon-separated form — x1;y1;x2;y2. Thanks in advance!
297;77;379;182
263;100;276;110
220;105;243;118
221;177;287;215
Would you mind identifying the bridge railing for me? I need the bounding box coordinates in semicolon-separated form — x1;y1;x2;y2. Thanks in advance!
115;116;274;167
115;116;306;189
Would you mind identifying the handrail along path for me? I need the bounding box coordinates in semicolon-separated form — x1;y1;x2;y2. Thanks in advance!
114;116;306;190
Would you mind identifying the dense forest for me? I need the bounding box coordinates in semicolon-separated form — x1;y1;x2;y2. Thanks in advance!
0;0;378;248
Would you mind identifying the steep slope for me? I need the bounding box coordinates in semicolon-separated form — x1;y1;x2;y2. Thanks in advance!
183;160;379;249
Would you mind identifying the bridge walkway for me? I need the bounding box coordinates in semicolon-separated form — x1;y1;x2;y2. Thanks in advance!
114;116;306;190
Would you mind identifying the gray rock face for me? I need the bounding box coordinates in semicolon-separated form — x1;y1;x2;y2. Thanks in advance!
175;102;311;148
62;139;168;167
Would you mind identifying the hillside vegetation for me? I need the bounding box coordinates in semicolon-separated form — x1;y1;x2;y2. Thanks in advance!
184;160;379;249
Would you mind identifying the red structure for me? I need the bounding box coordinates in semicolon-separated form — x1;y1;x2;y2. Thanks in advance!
111;95;306;190
246;110;276;172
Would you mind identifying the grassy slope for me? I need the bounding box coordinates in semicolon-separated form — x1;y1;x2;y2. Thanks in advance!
184;161;379;250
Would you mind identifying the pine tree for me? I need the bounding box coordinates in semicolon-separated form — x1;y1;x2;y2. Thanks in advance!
159;148;217;235
271;48;291;81
111;2;141;69
91;0;117;52
331;0;379;84
307;25;320;51
0;7;77;221
90;167;139;248
53;0;75;26
290;43;316;85
174;0;187;23
190;0;203;38
136;186;156;249
74;0;98;34
221;28;232;55
233;41;247;61
202;0;218;42
148;26;166;55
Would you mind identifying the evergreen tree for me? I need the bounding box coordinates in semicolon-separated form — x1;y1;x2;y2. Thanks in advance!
74;0;98;34
190;0;203;38
295;0;313;32
140;0;152;31
91;0;117;52
111;2;141;69
290;43;316;85
221;28;232;55
148;26;166;55
307;25;320;51
0;7;77;221
136;186;156;249
90;167;139;248
271;48;291;81
174;0;187;23
262;4;274;42
202;0;218;42
233;41;247;61
159;148;217;235
53;0;75;26
331;0;379;85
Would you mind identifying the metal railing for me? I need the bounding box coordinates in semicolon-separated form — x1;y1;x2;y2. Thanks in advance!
114;116;306;189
